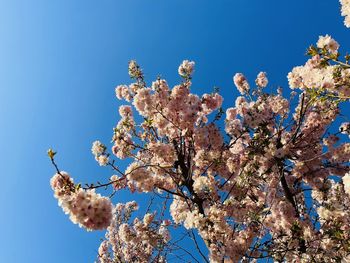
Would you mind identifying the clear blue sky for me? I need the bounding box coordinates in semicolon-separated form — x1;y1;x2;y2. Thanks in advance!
1;0;349;262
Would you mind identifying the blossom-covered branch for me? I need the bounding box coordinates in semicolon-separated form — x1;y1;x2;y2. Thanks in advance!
50;23;350;263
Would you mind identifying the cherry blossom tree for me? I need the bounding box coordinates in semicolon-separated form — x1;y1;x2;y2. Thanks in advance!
49;2;350;262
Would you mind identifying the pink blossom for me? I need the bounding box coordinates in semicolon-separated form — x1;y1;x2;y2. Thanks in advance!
233;73;250;94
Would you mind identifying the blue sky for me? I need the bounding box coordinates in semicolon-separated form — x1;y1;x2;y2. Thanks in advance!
1;0;349;262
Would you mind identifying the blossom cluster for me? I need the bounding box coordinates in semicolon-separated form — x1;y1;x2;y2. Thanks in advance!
340;122;350;137
288;35;350;101
92;140;109;166
50;172;113;231
340;0;350;27
178;60;195;79
96;202;170;263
